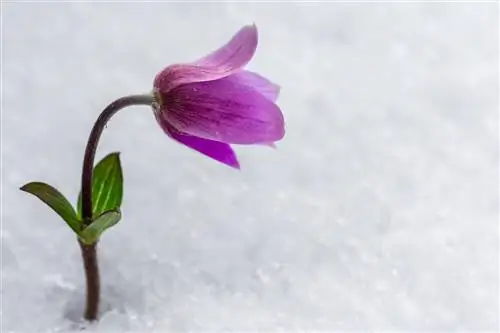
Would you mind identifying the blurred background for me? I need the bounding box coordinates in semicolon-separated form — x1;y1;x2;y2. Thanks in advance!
2;2;498;332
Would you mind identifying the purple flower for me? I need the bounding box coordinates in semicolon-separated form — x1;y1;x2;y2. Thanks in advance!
153;24;285;169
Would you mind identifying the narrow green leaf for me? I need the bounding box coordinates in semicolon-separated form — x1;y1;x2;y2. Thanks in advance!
79;209;121;244
77;152;123;219
20;182;81;233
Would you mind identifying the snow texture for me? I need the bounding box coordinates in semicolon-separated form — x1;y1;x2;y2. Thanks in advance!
2;2;498;332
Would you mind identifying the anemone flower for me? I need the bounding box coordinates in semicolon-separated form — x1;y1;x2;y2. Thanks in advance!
152;24;285;169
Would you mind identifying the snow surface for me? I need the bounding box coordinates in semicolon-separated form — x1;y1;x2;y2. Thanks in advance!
2;2;498;332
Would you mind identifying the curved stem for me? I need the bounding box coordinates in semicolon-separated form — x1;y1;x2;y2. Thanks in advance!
79;94;154;322
81;94;155;224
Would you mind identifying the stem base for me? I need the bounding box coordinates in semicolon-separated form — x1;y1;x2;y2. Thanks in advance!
79;241;100;321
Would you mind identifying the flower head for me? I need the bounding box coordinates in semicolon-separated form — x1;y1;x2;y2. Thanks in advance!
153;24;285;169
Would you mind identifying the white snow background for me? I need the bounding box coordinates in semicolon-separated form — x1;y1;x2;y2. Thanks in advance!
1;2;498;332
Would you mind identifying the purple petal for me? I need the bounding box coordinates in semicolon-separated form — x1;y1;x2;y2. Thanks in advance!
164;77;285;145
156;115;240;169
192;24;258;68
154;25;258;93
226;71;280;102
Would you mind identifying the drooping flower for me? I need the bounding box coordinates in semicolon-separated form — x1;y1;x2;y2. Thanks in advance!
152;24;285;169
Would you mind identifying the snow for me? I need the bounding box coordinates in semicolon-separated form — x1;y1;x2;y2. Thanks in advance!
2;2;498;332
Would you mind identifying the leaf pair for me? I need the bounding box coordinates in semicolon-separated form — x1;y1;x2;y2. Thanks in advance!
20;152;124;244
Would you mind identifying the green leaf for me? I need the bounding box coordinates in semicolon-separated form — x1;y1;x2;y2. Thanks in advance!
79;209;121;244
20;182;81;233
77;152;123;219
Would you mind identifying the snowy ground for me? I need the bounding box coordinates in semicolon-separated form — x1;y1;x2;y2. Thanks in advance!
2;2;498;332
